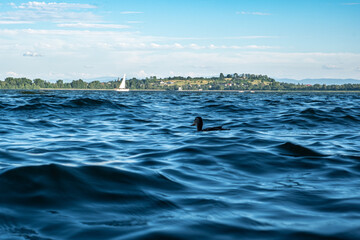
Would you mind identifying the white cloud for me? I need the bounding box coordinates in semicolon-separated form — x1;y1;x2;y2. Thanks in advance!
223;36;277;39
57;23;130;29
0;20;33;24
0;28;166;55
11;2;97;10
0;28;360;80
0;9;99;23
227;45;277;50
174;43;184;49
136;70;148;78
121;42;276;51
209;44;216;49
2;2;99;23
120;11;143;14
144;43;272;50
149;43;185;49
6;71;20;77
150;43;161;49
236;11;271;16
23;51;42;57
189;43;205;49
243;45;277;49
323;64;341;70
200;44;278;50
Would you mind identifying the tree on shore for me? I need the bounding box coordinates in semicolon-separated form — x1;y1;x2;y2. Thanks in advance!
1;75;360;91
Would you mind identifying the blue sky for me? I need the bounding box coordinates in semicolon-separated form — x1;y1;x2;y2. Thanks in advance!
0;0;359;80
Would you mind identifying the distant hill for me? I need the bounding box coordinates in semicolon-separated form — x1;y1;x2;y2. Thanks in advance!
277;78;360;85
3;74;360;91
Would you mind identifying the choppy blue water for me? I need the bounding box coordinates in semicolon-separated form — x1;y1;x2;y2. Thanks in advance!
0;90;360;239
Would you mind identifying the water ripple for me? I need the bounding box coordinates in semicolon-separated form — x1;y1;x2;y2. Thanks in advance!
0;90;359;239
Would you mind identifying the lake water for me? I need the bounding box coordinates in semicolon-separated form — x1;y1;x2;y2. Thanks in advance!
0;90;359;239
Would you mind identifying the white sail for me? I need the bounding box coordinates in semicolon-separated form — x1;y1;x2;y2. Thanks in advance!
116;74;129;91
119;74;126;89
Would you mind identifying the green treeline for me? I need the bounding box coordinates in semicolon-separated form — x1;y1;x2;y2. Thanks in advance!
1;73;360;91
0;78;119;90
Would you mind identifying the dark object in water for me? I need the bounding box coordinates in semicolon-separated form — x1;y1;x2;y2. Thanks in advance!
191;116;229;131
278;142;324;157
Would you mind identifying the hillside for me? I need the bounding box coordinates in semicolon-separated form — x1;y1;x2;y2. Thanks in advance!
278;78;360;85
2;74;360;91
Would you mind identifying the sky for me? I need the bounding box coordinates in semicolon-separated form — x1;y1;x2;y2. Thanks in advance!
0;0;359;81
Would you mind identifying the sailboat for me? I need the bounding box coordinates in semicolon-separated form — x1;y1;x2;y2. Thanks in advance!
115;74;129;92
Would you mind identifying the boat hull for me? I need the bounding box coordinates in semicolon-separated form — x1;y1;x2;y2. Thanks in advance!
115;89;130;92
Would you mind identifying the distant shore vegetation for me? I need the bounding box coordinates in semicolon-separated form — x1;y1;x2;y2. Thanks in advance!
2;73;360;91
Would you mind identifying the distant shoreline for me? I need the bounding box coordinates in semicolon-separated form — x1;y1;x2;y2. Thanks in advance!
10;88;360;93
3;75;360;92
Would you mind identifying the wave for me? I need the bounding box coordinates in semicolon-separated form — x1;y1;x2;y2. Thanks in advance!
1;91;360;239
65;98;128;110
10;102;53;111
274;107;360;126
1;164;358;239
0;164;183;208
67;97;121;108
5;96;129;112
277;142;324;157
